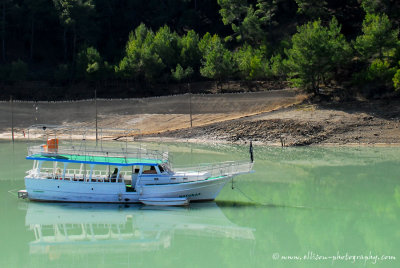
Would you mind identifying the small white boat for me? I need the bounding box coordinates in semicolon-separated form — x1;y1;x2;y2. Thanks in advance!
139;197;189;206
19;126;254;205
18;190;28;199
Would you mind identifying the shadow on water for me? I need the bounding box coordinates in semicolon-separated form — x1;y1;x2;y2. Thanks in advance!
217;199;283;208
216;199;315;210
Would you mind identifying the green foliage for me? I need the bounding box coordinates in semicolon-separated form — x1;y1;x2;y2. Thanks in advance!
9;60;29;82
255;0;280;25
153;25;180;71
199;34;234;82
361;0;388;14
2;0;400;99
353;12;399;93
115;24;164;82
353;59;396;94
53;0;95;29
53;0;97;59
393;68;400;91
392;60;400;91
179;30;201;71
294;0;327;19
233;6;264;43
76;47;103;80
285;17;351;93
365;58;395;82
354;13;399;61
171;64;194;82
217;0;248;26
234;44;270;80
116;24;186;83
270;53;287;79
198;32;213;54
217;0;279;44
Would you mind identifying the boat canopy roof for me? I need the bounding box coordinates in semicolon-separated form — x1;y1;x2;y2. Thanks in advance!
24;125;168;167
26;153;164;166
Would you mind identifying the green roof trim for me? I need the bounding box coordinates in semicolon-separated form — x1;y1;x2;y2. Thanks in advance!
26;153;163;166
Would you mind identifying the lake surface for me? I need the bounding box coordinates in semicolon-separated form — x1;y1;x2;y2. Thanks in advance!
0;141;399;267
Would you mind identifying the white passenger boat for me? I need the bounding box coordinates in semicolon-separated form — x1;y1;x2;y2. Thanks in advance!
19;125;254;205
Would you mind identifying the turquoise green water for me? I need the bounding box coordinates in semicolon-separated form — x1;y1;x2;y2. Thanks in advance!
1;141;399;267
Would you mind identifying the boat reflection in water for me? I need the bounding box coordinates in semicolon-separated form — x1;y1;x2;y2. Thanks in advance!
25;202;255;259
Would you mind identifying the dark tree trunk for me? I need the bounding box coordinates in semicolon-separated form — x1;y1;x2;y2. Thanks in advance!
63;28;67;61
1;1;6;62
30;16;35;60
72;26;77;61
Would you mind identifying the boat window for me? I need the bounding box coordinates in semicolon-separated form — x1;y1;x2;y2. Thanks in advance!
142;165;158;174
111;168;118;178
158;165;164;173
106;166;127;183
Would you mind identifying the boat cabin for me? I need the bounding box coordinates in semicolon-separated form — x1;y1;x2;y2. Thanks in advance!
26;148;172;193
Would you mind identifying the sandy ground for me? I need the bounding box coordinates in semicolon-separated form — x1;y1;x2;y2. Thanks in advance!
1;89;400;146
0;89;304;139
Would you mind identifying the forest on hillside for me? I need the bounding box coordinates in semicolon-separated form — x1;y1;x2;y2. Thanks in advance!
0;0;400;100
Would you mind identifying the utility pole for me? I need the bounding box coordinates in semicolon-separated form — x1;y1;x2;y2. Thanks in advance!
10;95;14;143
95;89;98;145
188;83;193;128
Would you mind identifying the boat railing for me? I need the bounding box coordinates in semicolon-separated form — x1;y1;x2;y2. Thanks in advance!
174;160;254;179
27;144;168;163
28;167;131;183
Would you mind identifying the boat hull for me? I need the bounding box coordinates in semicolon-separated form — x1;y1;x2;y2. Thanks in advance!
24;176;232;203
139;176;231;201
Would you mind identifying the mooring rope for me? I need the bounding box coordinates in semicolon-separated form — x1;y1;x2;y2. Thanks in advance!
232;181;311;209
7;189;18;197
233;184;258;203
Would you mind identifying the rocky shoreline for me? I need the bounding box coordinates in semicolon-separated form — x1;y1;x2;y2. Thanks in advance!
142;99;400;146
